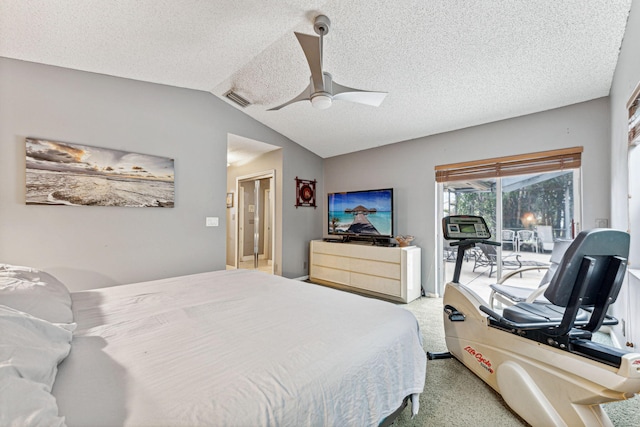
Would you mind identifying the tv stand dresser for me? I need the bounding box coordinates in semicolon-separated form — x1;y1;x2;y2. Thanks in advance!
309;240;421;303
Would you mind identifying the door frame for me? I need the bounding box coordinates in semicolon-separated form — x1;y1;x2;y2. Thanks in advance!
263;187;272;264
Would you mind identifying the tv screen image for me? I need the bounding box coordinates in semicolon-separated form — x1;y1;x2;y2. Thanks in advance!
328;188;393;237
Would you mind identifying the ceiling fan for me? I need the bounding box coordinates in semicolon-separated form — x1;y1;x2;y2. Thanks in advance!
268;15;387;111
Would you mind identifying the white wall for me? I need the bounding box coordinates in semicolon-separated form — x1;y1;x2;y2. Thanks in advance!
609;0;640;349
0;58;323;290
324;98;611;295
611;0;640;244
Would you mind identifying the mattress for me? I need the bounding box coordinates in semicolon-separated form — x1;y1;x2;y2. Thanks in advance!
52;269;426;426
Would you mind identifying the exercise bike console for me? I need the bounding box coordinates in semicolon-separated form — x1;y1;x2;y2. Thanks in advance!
443;215;491;241
442;215;499;284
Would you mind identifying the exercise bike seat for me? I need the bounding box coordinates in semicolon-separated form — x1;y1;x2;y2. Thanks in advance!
502;302;589;324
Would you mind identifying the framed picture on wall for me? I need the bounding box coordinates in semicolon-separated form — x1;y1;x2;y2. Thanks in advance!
226;192;234;208
295;177;316;208
25;137;175;207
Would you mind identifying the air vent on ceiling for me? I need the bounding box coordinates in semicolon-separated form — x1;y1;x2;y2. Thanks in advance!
224;90;252;108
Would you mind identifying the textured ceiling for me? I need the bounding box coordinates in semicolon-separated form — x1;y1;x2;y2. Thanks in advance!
0;1;632;159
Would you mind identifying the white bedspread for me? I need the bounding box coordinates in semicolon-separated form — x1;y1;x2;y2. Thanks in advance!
52;270;426;426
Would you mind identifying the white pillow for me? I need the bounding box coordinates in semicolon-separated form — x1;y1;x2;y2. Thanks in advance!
0;304;72;389
0;376;66;427
0;305;72;426
0;264;73;324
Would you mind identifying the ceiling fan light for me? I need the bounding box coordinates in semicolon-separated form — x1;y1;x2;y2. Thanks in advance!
311;93;332;109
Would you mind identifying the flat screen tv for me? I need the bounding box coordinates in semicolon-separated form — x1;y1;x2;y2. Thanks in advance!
327;188;394;239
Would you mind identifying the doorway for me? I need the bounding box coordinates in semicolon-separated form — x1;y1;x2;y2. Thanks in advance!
236;171;275;274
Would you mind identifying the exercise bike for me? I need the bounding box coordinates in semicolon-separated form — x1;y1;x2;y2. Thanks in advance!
428;215;640;426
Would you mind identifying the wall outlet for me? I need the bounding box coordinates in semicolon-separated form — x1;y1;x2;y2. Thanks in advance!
206;217;219;227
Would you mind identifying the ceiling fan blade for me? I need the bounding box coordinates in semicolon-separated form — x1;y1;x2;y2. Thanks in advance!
294;32;325;92
268;17;388;111
267;83;312;111
332;81;388;107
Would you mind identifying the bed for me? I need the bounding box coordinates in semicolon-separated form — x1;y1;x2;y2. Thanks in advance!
0;265;426;426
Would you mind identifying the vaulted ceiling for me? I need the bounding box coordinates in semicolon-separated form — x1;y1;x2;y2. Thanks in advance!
0;1;632;158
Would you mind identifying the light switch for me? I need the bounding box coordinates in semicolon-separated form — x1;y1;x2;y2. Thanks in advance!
206;217;219;227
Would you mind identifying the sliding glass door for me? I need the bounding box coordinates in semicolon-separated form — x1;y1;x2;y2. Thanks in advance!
437;169;581;296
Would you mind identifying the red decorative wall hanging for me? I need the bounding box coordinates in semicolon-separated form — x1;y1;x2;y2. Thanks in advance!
295;177;317;208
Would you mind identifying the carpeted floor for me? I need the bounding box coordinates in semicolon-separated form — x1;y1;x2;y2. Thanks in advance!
394;296;640;427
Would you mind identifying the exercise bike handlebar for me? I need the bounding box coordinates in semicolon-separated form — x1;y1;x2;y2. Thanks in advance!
449;239;500;247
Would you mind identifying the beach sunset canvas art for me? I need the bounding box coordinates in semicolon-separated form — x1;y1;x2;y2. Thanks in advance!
26;138;175;207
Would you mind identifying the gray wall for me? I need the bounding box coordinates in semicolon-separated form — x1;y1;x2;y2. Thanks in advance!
280;148;325;279
0;55;618;296
324;98;611;295
0;58;323;290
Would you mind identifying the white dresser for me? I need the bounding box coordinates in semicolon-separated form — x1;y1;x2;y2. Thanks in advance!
309;240;422;303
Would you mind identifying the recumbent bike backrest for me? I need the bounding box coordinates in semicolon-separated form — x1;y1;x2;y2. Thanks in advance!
543;228;629;333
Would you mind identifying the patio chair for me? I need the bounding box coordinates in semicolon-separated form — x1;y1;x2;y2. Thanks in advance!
444;241;457;262
445;241;475;262
501;229;516;251
517;229;538;252
473;243;522;277
536;225;554;252
489;240;572;309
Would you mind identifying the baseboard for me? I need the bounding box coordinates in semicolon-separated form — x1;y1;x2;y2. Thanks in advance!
293;275;309;281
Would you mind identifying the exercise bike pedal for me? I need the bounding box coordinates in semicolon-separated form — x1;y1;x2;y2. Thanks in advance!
426;351;453;360
426;306;466;360
444;304;465;322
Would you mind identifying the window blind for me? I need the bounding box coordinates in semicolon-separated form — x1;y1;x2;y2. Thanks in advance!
629;86;640;146
435;147;583;183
